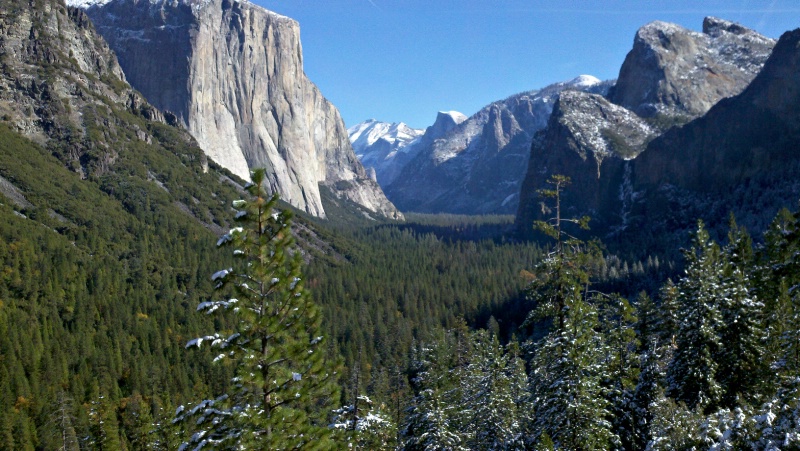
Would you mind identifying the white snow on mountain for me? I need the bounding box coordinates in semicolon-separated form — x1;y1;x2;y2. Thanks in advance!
439;110;468;125
567;74;602;88
348;120;425;185
65;0;113;7
348;119;424;157
66;0;266;13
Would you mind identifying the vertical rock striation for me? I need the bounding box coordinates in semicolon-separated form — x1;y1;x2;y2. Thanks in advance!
78;0;401;219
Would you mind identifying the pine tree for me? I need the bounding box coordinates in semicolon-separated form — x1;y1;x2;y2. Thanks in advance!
176;168;339;449
598;294;639;450
525;176;616;449
330;395;394;449
49;391;79;451
529;297;616;450
631;339;665;450
401;331;467;450
666;221;724;412
461;330;526;450
119;393;154;451
717;218;765;408
401;387;467;451
645;391;702;450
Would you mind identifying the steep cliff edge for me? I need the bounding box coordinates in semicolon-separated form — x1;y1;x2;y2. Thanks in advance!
79;0;401;219
516;91;655;235
624;28;800;240
0;0;176;177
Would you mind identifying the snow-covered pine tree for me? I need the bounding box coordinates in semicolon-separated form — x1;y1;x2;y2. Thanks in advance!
525;175;616;449
632;338;665;450
529;295;616;449
656;279;680;349
176;168;338;449
666;221;724;412
598;294;639;450
401;331;468;450
717;217;765;408
644;391;703;450
460;330;526;450
763;207;800;389
331;395;394;449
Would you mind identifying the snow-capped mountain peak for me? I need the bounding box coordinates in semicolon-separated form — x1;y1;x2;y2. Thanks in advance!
438;110;468;125
348;120;424;156
347;120;425;186
65;0;113;7
567;74;601;88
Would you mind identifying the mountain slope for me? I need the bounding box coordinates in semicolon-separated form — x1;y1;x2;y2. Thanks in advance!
623;27;800;245
385;76;611;215
0;0;260;446
75;0;401;220
348;119;425;185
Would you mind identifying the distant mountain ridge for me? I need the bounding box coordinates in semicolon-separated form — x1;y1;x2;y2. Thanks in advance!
354;75;611;215
73;0;401;220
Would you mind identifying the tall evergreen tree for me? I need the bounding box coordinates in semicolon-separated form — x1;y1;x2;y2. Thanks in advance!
402;332;467;451
525;175;616;449
599;294;639;450
461;330;526;450
717;217;765;407
529;297;615;450
666;221;724;412
176;169;339;449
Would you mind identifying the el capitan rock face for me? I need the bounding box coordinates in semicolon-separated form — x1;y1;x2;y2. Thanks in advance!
78;0;401;219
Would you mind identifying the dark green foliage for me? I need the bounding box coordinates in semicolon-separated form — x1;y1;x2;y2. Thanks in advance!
525;175;617;449
666;221;724;411
0;117;241;445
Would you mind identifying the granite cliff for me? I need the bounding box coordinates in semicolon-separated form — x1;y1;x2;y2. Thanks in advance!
624;27;800;244
608;17;774;120
517;18;776;240
77;0;400;219
383;76;611;215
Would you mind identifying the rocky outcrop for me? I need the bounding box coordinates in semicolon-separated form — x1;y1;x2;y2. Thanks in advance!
608;17;774;120
516;91;655;234
348;120;424;186
517;18;778;240
385;76;611;215
78;0;401;219
623;27;800;238
0;0;180;176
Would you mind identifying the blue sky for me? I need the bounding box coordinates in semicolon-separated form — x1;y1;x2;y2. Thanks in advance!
254;0;800;129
